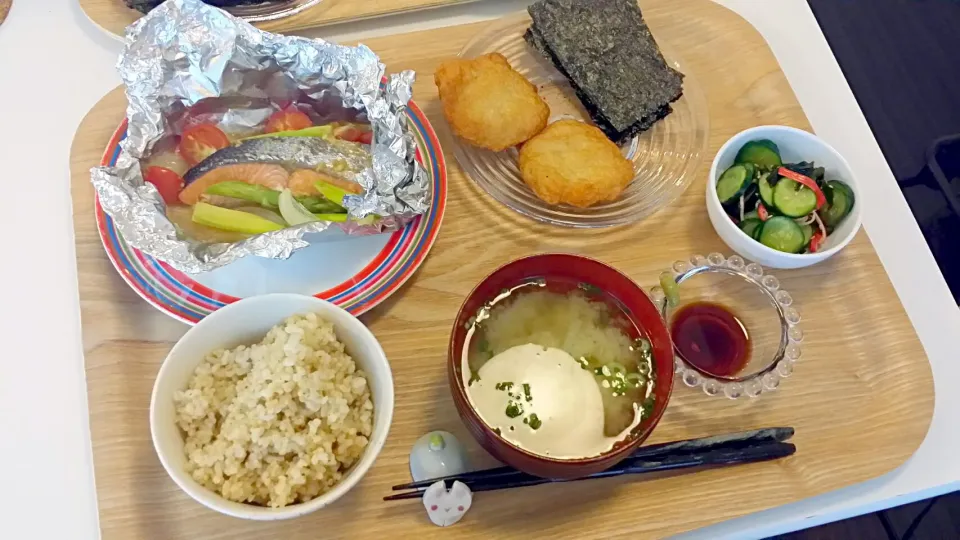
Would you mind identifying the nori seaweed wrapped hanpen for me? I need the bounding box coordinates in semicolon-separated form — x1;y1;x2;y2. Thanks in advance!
526;0;684;145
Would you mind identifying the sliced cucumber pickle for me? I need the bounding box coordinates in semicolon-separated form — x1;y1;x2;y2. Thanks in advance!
773;178;818;217
758;172;776;208
758;216;806;253
716;164;753;203
734;139;783;169
800;222;814;246
739;218;763;238
819;180;855;230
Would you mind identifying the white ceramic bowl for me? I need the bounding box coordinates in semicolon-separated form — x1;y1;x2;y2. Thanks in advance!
706;125;862;269
150;294;394;520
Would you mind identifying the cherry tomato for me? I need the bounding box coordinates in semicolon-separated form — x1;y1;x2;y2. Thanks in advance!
333;124;372;143
144;166;185;204
333;125;361;142
178;124;230;166
265;108;313;133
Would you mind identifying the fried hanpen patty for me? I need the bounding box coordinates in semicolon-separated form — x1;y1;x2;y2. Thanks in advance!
518;120;634;208
435;53;550;151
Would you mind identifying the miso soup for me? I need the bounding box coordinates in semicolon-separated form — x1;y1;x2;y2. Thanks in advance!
462;279;656;459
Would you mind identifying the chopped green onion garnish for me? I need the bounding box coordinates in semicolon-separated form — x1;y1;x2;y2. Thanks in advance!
606;361;627;377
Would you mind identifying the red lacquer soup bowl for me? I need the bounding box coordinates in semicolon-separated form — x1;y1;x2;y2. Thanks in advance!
448;254;675;480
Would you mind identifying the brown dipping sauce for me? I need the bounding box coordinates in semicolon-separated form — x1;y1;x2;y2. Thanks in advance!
670;302;750;378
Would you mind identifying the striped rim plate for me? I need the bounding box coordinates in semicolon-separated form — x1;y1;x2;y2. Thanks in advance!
95;101;446;325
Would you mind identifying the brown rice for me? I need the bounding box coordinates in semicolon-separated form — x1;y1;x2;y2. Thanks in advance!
173;313;374;507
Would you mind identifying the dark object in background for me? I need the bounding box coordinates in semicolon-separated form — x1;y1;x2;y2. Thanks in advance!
525;0;683;145
125;0;277;14
927;136;960;219
899;137;960;304
808;0;960;303
776;492;960;540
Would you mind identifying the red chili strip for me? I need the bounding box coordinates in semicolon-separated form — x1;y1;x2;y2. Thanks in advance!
809;230;824;253
778;167;827;209
757;203;770;221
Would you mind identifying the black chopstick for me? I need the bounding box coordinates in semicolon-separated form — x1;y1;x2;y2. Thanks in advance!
383;440;795;501
390;427;793;492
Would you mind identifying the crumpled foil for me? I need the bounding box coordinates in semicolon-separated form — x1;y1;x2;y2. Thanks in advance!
90;0;429;274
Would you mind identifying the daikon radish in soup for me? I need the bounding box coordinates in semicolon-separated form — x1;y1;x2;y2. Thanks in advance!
462;282;655;459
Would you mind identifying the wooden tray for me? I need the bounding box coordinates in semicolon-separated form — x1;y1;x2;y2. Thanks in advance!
0;0;11;26
70;1;935;538
80;0;480;39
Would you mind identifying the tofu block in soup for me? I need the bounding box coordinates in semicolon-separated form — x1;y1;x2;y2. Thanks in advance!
461;281;656;459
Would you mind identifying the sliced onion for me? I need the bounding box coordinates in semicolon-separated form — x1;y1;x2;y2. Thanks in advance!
278;188;319;226
234;206;287;226
812;210;828;241
200;194;249;209
144;150;188;177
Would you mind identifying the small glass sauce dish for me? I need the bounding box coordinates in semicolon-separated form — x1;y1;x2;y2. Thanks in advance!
649;253;803;399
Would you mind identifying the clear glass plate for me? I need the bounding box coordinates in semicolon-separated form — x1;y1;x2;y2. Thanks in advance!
226;0;323;23
454;14;709;228
649;254;804;399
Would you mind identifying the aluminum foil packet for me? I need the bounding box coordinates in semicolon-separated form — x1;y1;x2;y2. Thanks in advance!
90;0;429;274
